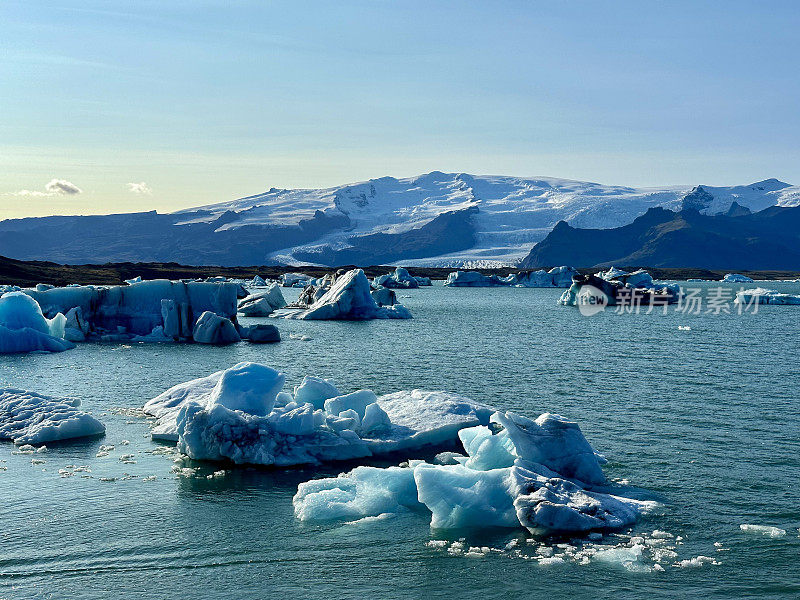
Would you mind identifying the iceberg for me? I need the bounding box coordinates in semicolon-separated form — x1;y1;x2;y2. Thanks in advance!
0;291;74;354
144;364;492;465
294;407;654;534
283;269;412;320
0;389;105;444
237;284;287;316
722;273;755;283
250;275;267;287
372;267;430;289
192;311;241;345
23;279;239;343
734;288;800;305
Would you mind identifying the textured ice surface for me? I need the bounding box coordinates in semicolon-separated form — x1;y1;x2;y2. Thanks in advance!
0;389;105;444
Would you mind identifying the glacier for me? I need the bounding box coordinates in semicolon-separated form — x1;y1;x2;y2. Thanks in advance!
0;389;105;444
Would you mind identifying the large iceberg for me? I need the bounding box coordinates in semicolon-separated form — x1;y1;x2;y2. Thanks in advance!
143;363;491;464
293;410;655;534
21;279;241;344
0;389;105;444
282;269;411;320
0;291;74;354
237;284;287;316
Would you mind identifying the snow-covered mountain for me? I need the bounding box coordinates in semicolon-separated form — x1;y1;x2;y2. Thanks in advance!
0;172;798;267
175;172;800;266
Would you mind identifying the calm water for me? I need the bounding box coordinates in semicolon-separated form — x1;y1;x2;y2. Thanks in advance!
1;282;799;599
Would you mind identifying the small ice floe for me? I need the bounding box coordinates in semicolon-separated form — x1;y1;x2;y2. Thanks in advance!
675;556;719;568
289;333;312;341
678;326;691;331
99;477;117;482
96;444;115;458
31;458;46;465
142;475;157;482
0;389;105;444
739;524;787;538
119;454;136;464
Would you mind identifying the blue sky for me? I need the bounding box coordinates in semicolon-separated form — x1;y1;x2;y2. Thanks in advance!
2;0;799;218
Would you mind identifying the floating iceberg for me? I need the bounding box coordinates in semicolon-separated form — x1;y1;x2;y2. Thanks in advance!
144;363;491;464
0;389;105;444
237;284;287;316
23;279;239;343
282;269;411;320
250;275;267;287
0;292;74;354
734;288;800;305
294;410;655;534
192;311;241;345
372;267;430;289
739;524;787;537
722;273;755;283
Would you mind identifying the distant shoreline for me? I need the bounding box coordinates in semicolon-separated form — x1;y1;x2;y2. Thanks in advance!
1;255;798;287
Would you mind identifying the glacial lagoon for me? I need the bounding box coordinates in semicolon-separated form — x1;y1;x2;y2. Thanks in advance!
2;282;799;599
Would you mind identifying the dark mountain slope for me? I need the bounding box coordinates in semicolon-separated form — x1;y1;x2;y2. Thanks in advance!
521;205;800;270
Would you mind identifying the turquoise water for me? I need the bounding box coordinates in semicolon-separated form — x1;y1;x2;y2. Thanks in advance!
1;282;799;599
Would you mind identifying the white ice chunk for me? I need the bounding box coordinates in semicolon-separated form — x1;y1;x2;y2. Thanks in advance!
739;524;787;537
324;390;379;420
293;376;340;410
206;362;285;416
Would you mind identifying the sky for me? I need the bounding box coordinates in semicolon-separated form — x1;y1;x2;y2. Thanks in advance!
2;0;799;219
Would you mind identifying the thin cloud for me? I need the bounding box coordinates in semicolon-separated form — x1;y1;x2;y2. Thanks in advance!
127;181;152;195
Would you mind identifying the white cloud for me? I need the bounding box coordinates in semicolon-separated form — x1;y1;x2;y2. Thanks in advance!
127;181;152;195
45;179;82;195
9;179;83;197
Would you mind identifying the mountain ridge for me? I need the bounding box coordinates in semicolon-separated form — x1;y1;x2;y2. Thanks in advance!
1;172;798;267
